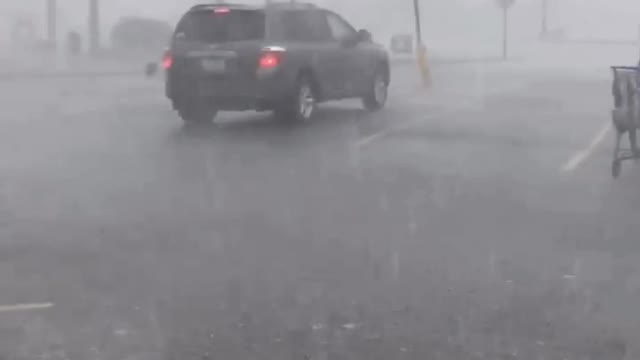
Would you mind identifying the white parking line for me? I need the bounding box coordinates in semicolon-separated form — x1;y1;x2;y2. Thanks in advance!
355;80;530;148
561;122;611;172
0;303;54;313
355;112;444;148
354;94;483;149
355;131;388;148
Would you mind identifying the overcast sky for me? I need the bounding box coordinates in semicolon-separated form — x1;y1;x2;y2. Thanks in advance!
2;0;640;54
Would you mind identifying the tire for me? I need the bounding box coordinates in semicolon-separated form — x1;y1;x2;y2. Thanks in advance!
362;66;388;111
178;100;218;125
275;76;316;123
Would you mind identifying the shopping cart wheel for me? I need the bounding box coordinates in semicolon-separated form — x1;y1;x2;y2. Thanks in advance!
612;159;622;178
630;129;640;158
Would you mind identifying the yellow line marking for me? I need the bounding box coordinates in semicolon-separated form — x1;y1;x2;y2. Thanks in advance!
561;122;611;172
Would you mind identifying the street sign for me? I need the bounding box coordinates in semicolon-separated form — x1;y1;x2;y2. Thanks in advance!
495;0;515;9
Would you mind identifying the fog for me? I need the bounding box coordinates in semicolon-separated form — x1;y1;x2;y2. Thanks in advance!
3;1;640;359
4;0;640;57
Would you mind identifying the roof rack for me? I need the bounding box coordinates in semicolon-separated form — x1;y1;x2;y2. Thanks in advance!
190;3;258;11
191;2;317;10
265;1;317;9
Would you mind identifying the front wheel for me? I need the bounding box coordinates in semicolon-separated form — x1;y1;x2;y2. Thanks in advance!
178;100;218;125
361;68;388;111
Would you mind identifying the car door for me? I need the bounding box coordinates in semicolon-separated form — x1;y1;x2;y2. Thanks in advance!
279;10;343;99
324;11;367;97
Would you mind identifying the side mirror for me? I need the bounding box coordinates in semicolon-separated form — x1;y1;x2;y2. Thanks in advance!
357;29;372;43
145;62;158;77
341;29;371;48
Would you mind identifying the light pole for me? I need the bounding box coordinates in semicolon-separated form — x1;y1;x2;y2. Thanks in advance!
495;0;515;59
88;0;100;55
541;0;548;39
412;0;422;46
412;0;430;86
502;5;507;58
46;0;57;47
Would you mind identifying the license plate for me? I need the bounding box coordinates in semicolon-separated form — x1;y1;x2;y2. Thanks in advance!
201;58;226;73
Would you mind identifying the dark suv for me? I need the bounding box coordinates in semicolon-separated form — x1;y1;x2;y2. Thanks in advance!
163;2;390;124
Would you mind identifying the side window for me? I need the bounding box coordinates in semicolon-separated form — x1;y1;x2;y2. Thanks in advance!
174;15;192;40
281;10;331;42
174;10;265;43
325;12;356;41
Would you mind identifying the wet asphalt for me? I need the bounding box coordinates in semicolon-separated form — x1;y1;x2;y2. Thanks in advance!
0;59;638;359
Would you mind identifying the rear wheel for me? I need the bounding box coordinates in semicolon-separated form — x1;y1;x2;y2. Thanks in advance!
362;66;388;111
178;100;218;125
275;76;316;123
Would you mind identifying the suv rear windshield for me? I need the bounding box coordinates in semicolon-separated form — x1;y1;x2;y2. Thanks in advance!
176;9;265;43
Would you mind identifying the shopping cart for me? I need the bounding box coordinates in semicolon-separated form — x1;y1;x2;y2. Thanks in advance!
610;65;640;177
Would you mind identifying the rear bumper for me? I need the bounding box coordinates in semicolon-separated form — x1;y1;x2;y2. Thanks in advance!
166;69;294;111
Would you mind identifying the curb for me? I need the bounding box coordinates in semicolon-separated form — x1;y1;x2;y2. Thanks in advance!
390;56;523;66
541;38;638;46
0;70;142;81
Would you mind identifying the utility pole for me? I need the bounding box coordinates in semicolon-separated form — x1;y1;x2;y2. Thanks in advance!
412;0;430;86
502;6;508;59
46;0;57;48
412;0;422;46
495;0;515;59
88;0;100;55
541;0;548;39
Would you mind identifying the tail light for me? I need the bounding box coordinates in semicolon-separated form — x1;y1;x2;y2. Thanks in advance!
258;47;286;70
161;50;173;70
258;52;280;69
213;7;231;14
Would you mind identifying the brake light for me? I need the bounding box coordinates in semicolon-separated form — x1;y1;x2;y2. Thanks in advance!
213;8;230;14
258;52;279;69
161;50;172;70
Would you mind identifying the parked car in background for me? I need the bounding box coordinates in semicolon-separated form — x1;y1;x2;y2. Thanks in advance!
111;17;173;57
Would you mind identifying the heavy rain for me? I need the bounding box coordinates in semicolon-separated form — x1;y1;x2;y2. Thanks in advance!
1;0;640;359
